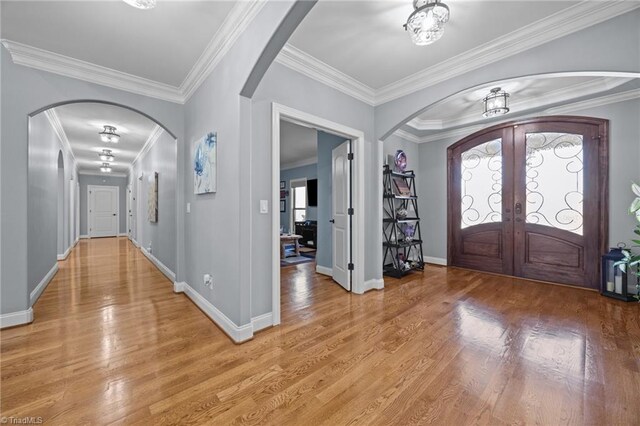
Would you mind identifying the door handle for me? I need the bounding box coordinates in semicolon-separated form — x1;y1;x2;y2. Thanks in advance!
515;202;522;215
113;213;117;216
329;219;335;223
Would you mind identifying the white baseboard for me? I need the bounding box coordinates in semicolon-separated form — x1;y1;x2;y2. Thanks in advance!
424;256;447;266
118;233;128;237
131;238;140;248
57;245;71;261
30;263;59;305
74;237;79;246
173;281;253;343
251;312;273;333
315;265;333;276
0;308;33;329
79;234;89;239
141;247;176;282
353;278;384;294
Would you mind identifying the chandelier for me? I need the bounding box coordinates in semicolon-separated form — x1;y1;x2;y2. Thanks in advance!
404;0;450;46
122;0;156;10
482;87;510;118
100;163;112;173
99;125;120;143
98;149;114;162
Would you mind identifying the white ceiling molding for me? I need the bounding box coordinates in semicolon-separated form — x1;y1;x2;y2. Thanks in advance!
400;88;640;144
275;44;376;105
0;1;267;104
131;124;164;168
375;2;640;105
179;0;268;102
78;170;128;178
392;129;422;144
544;88;640;115
2;39;184;104
406;76;634;131
280;156;318;171
44;108;78;171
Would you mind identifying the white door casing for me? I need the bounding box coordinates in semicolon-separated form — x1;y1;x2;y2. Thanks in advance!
89;185;118;238
126;185;132;239
331;141;351;291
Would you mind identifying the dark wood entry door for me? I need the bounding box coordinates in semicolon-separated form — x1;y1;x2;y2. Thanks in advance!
448;117;608;289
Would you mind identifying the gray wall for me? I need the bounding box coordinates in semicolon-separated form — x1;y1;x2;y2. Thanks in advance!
280;163;317;232
79;174;128;236
1;43;184;316
27;113;77;298
316;131;348;269
416;98;640;260
130;131;177;274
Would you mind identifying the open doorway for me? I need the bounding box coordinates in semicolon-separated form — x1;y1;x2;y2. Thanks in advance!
272;103;366;325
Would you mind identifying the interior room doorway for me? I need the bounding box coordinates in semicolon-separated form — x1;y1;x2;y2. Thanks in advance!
447;116;608;289
88;185;119;238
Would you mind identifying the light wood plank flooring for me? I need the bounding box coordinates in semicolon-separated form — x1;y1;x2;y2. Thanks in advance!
1;237;639;425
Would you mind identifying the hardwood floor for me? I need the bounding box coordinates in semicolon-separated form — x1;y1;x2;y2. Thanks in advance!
1;237;639;425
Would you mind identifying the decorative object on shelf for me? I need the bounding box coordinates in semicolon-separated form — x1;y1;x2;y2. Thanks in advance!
99;162;112;173
404;0;450;46
602;245;635;301
122;0;156;9
394;149;408;173
383;164;424;277
193;132;217;194
280;181;286;189
99;125;120;143
482;87;510;118
393;178;412;196
98;149;114;162
148;172;158;223
280;200;286;213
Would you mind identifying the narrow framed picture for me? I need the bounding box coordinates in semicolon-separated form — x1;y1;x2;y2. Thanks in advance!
280;190;287;199
280;181;286;189
280;200;286;212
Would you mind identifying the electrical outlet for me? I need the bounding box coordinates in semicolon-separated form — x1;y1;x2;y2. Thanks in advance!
203;274;213;289
148;242;152;254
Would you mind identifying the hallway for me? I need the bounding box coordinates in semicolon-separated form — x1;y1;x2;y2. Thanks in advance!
1;238;639;424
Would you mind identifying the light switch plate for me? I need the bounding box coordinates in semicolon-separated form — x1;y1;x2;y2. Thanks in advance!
186;202;191;213
260;200;268;214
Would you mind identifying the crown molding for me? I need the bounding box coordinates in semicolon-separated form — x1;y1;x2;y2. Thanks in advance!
392;129;422;144
0;1;267;105
375;2;640;105
1;39;184;104
180;0;268;102
131;125;164;168
44;108;78;173
78;170;128;178
275;44;376;106
544;87;640;115
406;76;634;131
403;88;640;144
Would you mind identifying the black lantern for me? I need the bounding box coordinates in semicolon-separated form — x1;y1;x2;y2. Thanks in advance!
601;247;636;302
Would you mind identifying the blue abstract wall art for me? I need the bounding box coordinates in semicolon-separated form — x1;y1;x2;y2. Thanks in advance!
193;131;217;194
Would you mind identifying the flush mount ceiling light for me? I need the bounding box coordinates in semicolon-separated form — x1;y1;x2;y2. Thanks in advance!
122;0;156;10
99;125;120;143
404;0;450;46
100;163;112;173
482;87;510;118
98;149;114;162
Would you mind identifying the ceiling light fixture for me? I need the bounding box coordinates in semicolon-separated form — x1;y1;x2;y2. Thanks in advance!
122;0;156;10
100;163;112;173
99;125;120;143
404;0;450;46
99;149;115;162
482;87;510;118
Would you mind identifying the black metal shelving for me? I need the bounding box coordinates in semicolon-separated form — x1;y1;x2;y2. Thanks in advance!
383;165;425;278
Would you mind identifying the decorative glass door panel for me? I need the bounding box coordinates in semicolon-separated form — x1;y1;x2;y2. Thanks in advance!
525;132;584;235
449;118;607;289
461;138;502;229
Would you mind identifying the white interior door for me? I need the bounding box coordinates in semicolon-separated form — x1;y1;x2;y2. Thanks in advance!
331;140;351;291
69;180;75;245
89;186;118;238
126;185;132;239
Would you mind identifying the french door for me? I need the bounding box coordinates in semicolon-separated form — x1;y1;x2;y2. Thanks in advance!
448;117;608;289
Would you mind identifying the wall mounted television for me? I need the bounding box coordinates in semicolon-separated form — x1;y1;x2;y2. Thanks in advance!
307;179;318;206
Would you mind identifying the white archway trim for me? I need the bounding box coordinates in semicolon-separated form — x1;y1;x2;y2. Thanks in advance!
271;103;366;325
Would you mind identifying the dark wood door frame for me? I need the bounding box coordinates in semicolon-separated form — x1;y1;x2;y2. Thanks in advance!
447;116;608;289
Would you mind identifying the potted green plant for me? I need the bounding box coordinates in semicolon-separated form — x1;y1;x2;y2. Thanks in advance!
616;182;640;301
